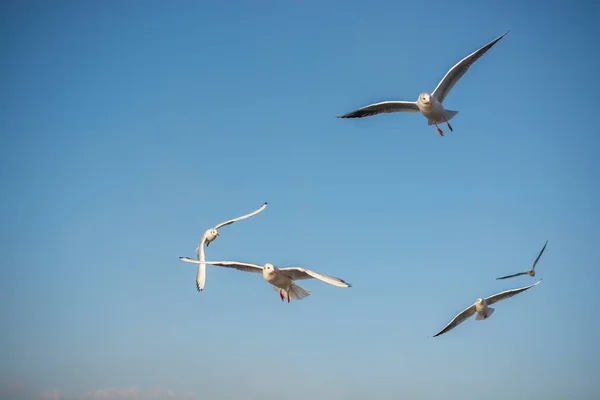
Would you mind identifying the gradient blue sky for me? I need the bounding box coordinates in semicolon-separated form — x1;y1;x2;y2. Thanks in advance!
1;1;599;399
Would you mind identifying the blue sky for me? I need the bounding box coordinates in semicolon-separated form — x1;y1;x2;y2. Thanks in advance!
1;0;599;399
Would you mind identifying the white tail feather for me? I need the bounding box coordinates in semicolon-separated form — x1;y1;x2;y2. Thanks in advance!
427;110;459;125
273;284;311;300
475;307;495;321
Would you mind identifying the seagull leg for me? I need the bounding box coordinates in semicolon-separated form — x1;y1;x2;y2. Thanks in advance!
444;118;453;132
279;289;284;301
287;291;291;303
435;124;444;136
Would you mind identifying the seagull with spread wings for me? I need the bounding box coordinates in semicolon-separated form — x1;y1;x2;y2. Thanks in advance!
432;279;542;337
496;240;548;280
193;202;267;292
179;258;351;303
337;31;509;136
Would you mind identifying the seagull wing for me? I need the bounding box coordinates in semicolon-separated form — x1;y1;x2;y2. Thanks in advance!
196;235;208;291
531;240;548;271
432;303;477;337
431;31;509;104
179;258;264;274
337;101;420;118
485;279;542;306
213;202;268;230
278;267;351;287
495;271;528;280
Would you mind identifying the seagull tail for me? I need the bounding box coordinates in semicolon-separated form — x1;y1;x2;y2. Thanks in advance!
476;307;495;320
428;110;458;125
443;110;458;121
274;284;311;300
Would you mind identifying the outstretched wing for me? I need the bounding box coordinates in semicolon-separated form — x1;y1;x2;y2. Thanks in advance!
213;202;268;230
485;279;542;306
531;240;548;271
179;257;264;273
337;101;420;118
278;267;351;288
195;235;208;291
495;271;528;280
431;31;509;104
432;303;477;337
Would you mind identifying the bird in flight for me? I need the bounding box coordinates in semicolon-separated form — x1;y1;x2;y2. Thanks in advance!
179;258;351;303
496;240;548;280
337;31;509;136
432;279;542;338
192;202;267;291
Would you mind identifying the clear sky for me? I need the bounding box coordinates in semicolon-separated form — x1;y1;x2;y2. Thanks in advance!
1;0;599;399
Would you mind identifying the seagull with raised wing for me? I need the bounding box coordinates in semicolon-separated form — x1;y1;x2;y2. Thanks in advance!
337;31;509;136
193;202;267;292
432;279;542;337
496;240;548;280
179;258;351;302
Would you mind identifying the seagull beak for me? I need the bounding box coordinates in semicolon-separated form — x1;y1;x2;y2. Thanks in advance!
272;270;277;274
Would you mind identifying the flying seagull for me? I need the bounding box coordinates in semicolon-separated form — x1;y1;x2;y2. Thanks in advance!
179;258;351;303
192;202;267;291
432;279;542;337
337;31;509;136
496;240;548;280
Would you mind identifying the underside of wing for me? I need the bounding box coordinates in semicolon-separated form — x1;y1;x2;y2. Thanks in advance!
431;31;509;104
337;101;420;118
279;267;351;287
432;304;476;337
214;202;268;229
179;257;263;273
196;236;207;291
495;271;528;280
485;279;542;306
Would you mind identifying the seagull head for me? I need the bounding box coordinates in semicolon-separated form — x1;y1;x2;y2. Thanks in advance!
418;92;432;106
204;228;219;245
263;263;278;275
476;298;484;305
528;269;536;277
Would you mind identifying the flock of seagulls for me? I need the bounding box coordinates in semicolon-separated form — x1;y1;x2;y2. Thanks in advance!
179;31;547;338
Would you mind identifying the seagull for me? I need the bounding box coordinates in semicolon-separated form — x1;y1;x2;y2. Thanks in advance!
193;202;267;292
337;31;509;136
432;279;542;337
179;258;351;302
496;241;548;280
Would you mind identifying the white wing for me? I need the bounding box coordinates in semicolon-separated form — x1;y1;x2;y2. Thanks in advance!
213;202;268;230
196;234;208;291
337;101;420;118
485;279;542;306
431;31;509;104
278;267;351;288
432;303;477;337
180;258;264;274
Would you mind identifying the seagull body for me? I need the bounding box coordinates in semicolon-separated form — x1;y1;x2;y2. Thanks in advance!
194;202;267;291
337;31;509;136
496;240;548;280
179;258;351;302
432;279;542;337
